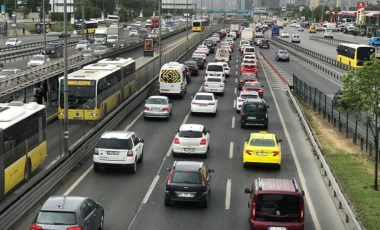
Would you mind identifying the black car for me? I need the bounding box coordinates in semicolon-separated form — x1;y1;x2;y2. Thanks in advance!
190;57;205;69
58;31;71;38
203;41;215;53
259;39;270;48
165;161;214;208
240;97;269;129
241;82;265;98
184;60;199;76
44;42;63;58
238;73;259;90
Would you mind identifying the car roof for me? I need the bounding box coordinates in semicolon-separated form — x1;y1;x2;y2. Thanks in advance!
173;161;203;171
255;178;301;193
100;130;134;139
41;196;87;212
147;95;168;100
240;90;259;96
249;131;275;140
194;92;214;97
179;124;204;132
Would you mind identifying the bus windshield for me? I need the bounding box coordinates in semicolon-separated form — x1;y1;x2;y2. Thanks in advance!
357;47;375;61
60;81;96;109
193;22;201;27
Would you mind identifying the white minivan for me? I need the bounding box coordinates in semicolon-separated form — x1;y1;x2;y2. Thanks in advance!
206;62;225;81
159;62;188;97
291;34;301;43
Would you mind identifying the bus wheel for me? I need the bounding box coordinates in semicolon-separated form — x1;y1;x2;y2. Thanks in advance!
24;159;31;181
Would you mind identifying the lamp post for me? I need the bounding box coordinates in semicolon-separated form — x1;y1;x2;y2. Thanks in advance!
186;0;188;50
63;0;69;156
158;0;162;68
43;0;46;62
82;0;85;40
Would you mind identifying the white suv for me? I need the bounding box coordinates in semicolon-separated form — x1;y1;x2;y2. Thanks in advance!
94;131;144;173
172;124;211;157
291;34;301;43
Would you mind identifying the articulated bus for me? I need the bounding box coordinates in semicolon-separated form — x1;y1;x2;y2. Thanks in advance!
74;20;98;34
336;43;376;68
58;58;136;121
192;19;209;32
0;101;47;200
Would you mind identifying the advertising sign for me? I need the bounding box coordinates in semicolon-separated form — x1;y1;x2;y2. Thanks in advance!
144;38;154;57
356;2;365;10
11;13;16;27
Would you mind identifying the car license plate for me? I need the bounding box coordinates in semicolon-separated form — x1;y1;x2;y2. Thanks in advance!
256;152;268;156
177;192;195;198
247;117;256;120
268;227;287;230
107;151;119;155
184;148;195;152
199;104;208;106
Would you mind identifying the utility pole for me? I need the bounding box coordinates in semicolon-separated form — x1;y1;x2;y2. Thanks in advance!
63;0;69;156
43;0;46;62
82;0;85;40
159;0;162;68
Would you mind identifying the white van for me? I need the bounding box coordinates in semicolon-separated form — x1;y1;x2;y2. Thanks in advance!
206;62;225;81
214;48;230;63
159;62;188;97
322;23;338;31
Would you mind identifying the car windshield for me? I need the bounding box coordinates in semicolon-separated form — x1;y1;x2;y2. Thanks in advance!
250;138;275;147
255;194;301;221
245;48;255;52
36;211;77;225
194;95;213;101
97;138;133;150
207;65;223;71
46;43;59;48
78;40;88;44
279;51;288;54
0;70;16;76
146;98;167;105
244;103;266;112
95;46;107;50
178;130;202;138
31;56;44;61
8;38;16;42
241;74;258;80
172;172;201;184
108;35;117;39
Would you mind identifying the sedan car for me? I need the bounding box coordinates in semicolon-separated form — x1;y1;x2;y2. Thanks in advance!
27;55;50;68
242;131;282;169
93;45;110;56
369;37;380;46
197;45;210;55
240;63;258;76
75;40;90;50
0;68;22;78
143;95;172;119
275;50;290;62
58;31;71;38
129;29;139;37
238;73;259;90
280;30;290;38
184;60;199;76
191;92;218;115
203;76;225;95
165;161;214;207
172;124;211;157
190;57;205;69
30;196;104;230
192;50;207;61
298;26;305;31
5;38;21;46
236;90;260;112
81;48;95;59
241;82;265;98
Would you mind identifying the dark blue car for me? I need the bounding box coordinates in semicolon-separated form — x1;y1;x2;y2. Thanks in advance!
369;37;380;46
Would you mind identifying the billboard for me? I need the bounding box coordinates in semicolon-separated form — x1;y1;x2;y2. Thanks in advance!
50;0;75;13
162;0;195;9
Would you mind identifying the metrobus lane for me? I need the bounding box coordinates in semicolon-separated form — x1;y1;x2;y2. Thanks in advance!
12;48;214;229
125;41;345;229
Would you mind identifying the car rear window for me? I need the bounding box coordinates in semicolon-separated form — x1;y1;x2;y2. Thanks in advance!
36;211;77;225
250;138;275;147
255;194;301;222
178;130;202;138
244;103;266;112
207;65;223;72
195;95;213;101
245;48;255;52
207;78;222;82
147;98;167;104
97;138;133;150
172;172;201;184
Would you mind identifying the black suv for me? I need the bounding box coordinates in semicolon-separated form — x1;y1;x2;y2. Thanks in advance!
165;161;214;208
259;39;270;49
240;98;269;129
44;42;63;58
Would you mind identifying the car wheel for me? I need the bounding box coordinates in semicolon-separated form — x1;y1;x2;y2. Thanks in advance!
165;197;171;206
213;111;217;117
236;109;240;113
287;58;290;62
275;164;281;170
98;214;104;230
138;151;143;163
94;163;101;173
201;195;209;208
130;160;137;174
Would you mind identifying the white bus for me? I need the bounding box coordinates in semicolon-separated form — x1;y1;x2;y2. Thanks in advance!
0;101;47;200
159;62;188;97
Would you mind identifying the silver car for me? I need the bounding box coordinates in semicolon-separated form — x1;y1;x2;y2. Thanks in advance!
31;196;104;230
275;50;290;62
143;95;172;119
93;45;109;56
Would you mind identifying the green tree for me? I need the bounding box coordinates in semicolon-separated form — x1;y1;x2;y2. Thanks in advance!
342;56;380;191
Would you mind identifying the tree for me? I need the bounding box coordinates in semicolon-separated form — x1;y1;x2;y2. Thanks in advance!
342;55;380;191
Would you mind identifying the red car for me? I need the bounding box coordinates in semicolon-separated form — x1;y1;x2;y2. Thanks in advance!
241;81;264;98
240;64;258;76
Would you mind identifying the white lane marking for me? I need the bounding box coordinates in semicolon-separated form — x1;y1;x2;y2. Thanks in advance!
229;142;234;159
142;175;160;204
225;179;232;210
235;78;237;83
261;54;322;230
235;71;238;76
64;165;93;195
236;64;238;69
231;116;235;129
125;111;143;130
233;100;236;109
234;87;237;94
166;145;173;157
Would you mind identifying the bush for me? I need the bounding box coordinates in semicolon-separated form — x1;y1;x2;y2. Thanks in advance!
50;13;64;22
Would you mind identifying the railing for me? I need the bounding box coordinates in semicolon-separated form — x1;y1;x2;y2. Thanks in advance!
309;35;359;47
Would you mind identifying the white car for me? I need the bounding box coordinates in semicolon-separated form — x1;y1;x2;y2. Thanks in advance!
191;92;218;115
5;38;21;46
221;62;230;77
298;26;305;31
229;31;237;40
291;34;301;43
241;58;257;67
240;43;251;53
197;45;210;55
27;55;50;68
280;31;290;38
211;34;220;42
0;68;22;78
203;76;225;95
75;40;90;50
192;50;207;61
93;130;144;173
129;30;138;37
172;124;211;157
236;90;260;112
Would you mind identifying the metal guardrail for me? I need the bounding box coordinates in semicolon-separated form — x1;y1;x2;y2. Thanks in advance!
309;36;359;47
0;24;221;229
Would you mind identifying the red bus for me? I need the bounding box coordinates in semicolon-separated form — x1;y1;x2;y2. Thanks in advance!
151;17;160;29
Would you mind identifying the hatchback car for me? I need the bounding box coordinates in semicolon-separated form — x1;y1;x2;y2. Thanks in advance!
5;38;21;46
369;37;380;46
191;92;218;115
238;73;259;90
93;131;144;173
244;178;305;229
291;34;301;43
81;48;95;59
27;55;51;68
143;95;172;119
275;50;290;62
75;40;91;50
197;45;210;55
242;131;282;168
30;196;104;230
280;31;290;38
172;124;211;157
240;98;269;128
184;60;200;76
242;82;264;98
203;77;225;95
192;50;207;61
259;39;270;48
129;29;139;37
165;161;214;207
236;90;260;112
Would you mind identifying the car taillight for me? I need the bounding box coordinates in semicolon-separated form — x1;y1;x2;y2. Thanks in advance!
94;148;99;155
144;106;150;110
30;224;42;230
238;98;245;102
162;107;169;111
67;226;82;230
265;113;268;118
201;174;207;189
300;203;305;222
245;150;252;155
258;89;263;93
166;170;173;190
204;83;208;87
240;110;245;116
127;150;134;157
273;151;280;156
240;79;245;83
173;137;180;144
192;101;199;105
208;102;215;105
219;83;224;87
200;138;207;145
251;202;257;221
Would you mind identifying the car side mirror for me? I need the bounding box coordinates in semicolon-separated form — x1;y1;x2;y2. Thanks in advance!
278;139;283;143
140;139;144;143
208;169;215;173
244;188;252;193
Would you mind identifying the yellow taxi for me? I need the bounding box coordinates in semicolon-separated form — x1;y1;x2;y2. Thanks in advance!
242;131;282;169
308;25;316;33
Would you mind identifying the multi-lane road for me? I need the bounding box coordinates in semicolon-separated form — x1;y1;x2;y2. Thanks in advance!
9;26;362;229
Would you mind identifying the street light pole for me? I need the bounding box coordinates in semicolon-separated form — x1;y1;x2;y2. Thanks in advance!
186;0;188;50
43;0;46;62
82;0;85;40
158;0;162;68
63;0;69;156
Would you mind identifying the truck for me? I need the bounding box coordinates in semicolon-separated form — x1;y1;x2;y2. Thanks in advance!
230;24;240;37
241;28;253;42
107;23;124;46
271;24;280;36
94;28;108;45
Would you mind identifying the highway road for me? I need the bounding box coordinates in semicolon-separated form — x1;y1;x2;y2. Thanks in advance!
14;36;347;229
